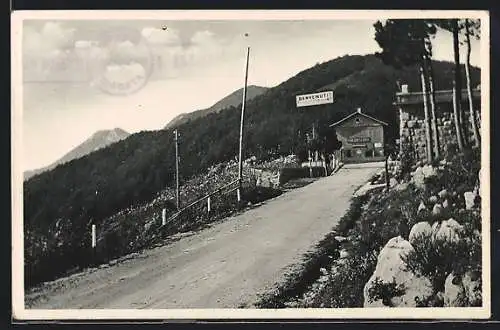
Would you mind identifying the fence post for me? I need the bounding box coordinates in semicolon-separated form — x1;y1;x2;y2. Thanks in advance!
91;224;96;249
162;208;166;226
91;224;96;266
207;196;211;213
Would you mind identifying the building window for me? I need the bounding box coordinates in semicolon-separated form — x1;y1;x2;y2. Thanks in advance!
365;150;373;157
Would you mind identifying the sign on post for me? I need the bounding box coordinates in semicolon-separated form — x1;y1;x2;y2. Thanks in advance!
296;91;334;108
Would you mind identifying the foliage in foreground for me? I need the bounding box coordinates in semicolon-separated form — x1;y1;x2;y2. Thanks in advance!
302;148;481;308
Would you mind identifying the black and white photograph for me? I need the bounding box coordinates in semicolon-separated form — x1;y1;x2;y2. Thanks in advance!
11;10;490;320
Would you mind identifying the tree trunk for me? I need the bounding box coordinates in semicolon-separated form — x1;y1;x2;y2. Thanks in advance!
464;19;481;147
420;64;434;163
425;55;441;159
452;19;465;152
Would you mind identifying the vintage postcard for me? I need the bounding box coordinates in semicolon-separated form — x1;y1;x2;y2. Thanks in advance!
11;10;491;320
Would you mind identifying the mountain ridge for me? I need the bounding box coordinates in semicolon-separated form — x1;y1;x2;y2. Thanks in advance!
165;85;268;129
24;128;130;181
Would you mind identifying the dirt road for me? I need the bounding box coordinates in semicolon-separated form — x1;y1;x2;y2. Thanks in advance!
26;162;383;309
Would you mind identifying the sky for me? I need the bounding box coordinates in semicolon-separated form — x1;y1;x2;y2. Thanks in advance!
19;17;482;171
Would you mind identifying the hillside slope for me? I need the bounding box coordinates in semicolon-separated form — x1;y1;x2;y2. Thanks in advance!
24;128;130;180
24;55;480;282
165;85;268;129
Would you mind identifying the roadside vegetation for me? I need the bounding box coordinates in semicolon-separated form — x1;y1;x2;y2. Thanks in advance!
256;145;481;308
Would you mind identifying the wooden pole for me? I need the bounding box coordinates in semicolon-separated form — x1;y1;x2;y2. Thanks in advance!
385;155;390;192
174;129;180;210
419;63;433;164
238;46;250;195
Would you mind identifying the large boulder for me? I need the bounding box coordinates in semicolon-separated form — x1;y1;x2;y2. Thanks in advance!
363;236;433;307
432;218;464;244
464;191;478;210
408;222;433;245
444;273;467;307
411;165;437;189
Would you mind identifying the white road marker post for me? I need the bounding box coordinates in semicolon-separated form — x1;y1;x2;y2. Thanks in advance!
207;196;211;213
237;188;241;203
91;224;96;249
91;224;97;266
162;208;166;226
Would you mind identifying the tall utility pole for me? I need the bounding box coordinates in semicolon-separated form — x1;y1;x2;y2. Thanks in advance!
237;45;250;201
174;129;180;210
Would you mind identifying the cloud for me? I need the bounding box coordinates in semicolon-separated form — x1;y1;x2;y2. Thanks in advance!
190;30;216;45
102;62;146;83
141;27;181;45
24;22;76;57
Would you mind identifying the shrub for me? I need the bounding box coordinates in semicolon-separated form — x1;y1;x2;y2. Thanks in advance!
279;166;326;185
367;277;406;307
310;251;378;307
401;227;481;295
336;195;370;235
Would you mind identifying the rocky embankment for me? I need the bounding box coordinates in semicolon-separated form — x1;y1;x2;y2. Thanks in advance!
269;150;482;308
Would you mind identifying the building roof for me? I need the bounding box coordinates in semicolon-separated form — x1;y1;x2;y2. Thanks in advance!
329;109;388;128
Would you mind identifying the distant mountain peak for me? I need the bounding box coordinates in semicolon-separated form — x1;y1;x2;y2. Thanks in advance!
24;128;130;181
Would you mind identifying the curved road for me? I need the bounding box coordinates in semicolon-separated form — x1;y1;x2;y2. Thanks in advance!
26;162;383;309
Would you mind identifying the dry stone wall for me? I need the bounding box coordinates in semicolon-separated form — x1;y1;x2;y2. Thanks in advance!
399;106;481;163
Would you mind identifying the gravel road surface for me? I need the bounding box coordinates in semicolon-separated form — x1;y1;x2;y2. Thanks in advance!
26;162;383;309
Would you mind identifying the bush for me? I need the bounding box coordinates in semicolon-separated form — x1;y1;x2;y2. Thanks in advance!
367;277;406;307
401;226;481;295
309;251;378;307
279;166;326;185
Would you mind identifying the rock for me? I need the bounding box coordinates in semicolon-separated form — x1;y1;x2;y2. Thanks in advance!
408;222;433;244
339;249;349;259
442;199;449;209
432;203;443;216
417;201;427;213
412;165;437;189
334;236;347;243
444;273;467;307
429;195;438;203
422;165;437;177
462;270;482;306
363;236;433;307
438;189;448;199
395;182;409;192
389;177;398;188
432;218;464;244
464;191;477;210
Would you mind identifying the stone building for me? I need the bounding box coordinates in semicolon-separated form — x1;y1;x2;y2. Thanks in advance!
330;108;388;163
393;85;481;163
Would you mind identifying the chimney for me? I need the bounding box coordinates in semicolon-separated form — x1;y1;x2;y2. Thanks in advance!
401;84;409;93
357;107;362;113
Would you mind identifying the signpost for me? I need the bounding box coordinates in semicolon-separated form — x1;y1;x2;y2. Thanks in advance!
296;91;334;108
297;91;335;177
237;45;250;202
